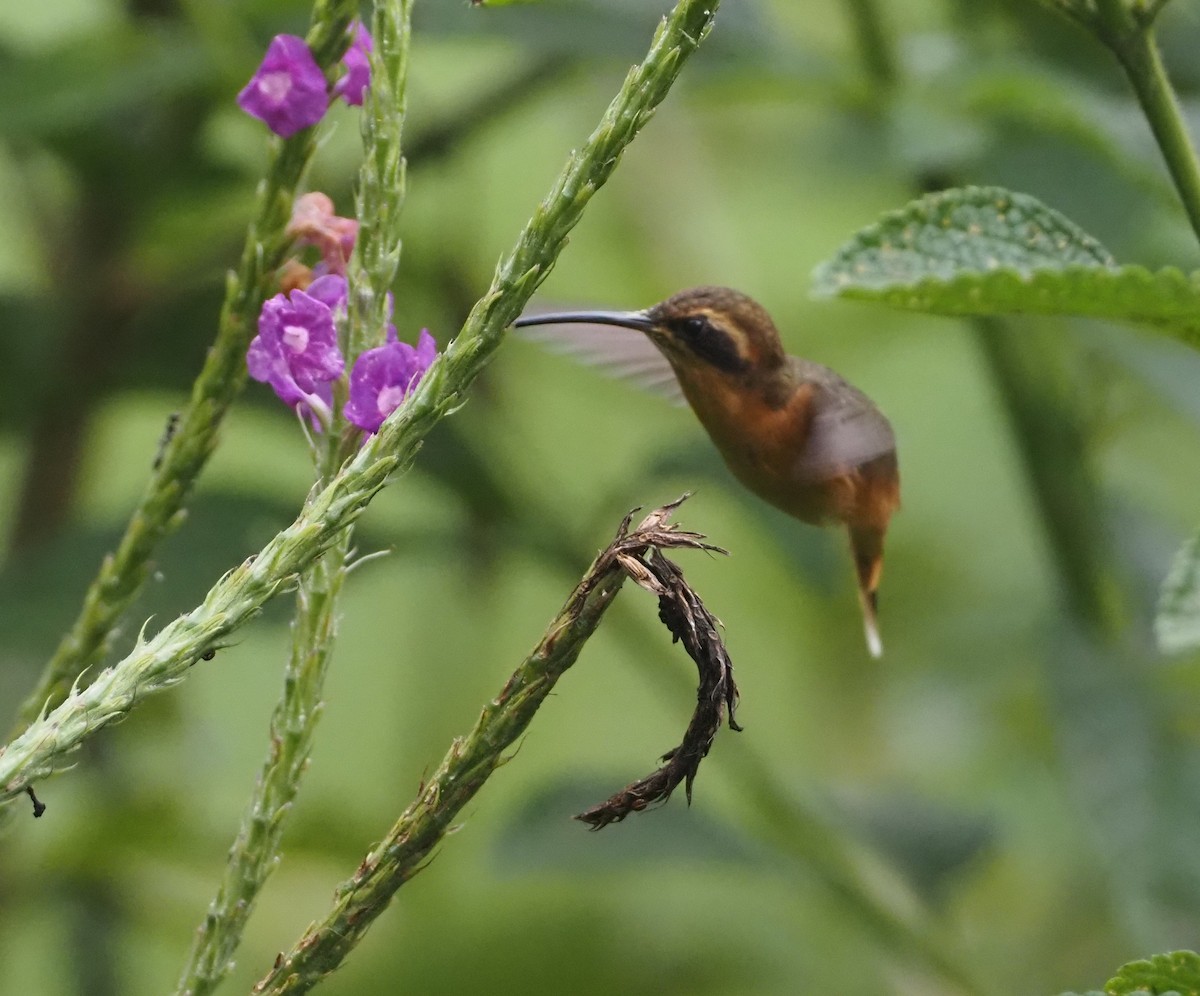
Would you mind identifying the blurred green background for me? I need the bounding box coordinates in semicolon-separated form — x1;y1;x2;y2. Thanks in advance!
4;0;1200;993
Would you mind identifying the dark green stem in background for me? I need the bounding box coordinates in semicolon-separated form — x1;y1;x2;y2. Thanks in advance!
1090;0;1200;248
845;0;897;91
7;0;360;741
975;321;1119;634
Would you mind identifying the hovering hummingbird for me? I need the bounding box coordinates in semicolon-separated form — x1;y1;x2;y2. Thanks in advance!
514;286;900;657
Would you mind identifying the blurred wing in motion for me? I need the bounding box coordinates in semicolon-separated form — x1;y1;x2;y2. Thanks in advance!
793;360;896;481
517;315;684;404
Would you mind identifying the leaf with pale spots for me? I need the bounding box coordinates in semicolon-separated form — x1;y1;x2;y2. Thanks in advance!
811;186;1200;346
1104;950;1200;994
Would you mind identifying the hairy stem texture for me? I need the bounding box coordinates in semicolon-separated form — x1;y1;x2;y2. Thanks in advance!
0;0;720;805
8;0;361;739
250;502;713;994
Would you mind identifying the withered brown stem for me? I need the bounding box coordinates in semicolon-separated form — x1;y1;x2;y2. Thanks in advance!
576;541;741;829
251;494;738;992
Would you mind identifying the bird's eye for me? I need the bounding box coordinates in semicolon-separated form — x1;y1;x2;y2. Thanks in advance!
669;312;748;373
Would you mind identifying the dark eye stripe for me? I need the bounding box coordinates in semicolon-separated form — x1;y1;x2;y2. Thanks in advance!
673;315;749;373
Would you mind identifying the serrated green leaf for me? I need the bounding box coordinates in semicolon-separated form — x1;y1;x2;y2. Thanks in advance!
811;186;1200;344
1156;531;1200;653
1105;951;1200;994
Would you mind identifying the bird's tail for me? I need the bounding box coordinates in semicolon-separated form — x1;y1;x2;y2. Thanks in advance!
848;524;886;659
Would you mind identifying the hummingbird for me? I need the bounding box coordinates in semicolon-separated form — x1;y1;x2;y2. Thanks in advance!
514;286;900;657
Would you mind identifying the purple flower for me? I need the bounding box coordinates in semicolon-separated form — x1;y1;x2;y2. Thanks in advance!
345;329;437;433
303;273;349;314
237;35;329;138
333;22;373;107
247;287;346;424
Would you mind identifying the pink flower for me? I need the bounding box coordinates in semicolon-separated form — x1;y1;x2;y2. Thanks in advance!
345;330;437;433
287;192;359;276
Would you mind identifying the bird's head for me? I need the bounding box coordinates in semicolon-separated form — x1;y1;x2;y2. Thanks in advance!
514;286;786;380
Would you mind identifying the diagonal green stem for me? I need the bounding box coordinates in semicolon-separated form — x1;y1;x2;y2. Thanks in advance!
175;5;415;991
246;508;676;994
1090;0;1200;247
0;0;720;807
7;0;360;741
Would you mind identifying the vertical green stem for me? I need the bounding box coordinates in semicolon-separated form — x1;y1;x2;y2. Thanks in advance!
345;0;412;363
175;533;351;996
177;4;414;990
974;321;1120;633
845;0;897;91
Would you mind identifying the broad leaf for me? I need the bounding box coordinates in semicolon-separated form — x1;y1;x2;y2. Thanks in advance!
1105;950;1200;994
811;186;1200;344
1156;530;1200;653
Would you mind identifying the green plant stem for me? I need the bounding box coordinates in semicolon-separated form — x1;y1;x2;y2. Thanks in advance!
0;0;720;808
975;321;1118;632
175;532;351;996
248;510;663;994
845;0;897;91
1091;1;1200;248
176;8;416;989
345;0;412;365
7;0;360;741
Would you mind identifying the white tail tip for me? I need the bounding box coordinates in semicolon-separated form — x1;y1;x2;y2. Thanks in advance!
864;616;883;659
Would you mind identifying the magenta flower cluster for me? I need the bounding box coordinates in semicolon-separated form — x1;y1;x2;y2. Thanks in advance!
237;23;373;138
247;275;437;434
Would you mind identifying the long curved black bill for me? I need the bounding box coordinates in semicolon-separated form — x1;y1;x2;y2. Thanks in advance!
513;309;657;333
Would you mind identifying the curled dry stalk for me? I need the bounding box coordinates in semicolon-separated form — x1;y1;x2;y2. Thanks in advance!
577;543;741;828
252;496;740;995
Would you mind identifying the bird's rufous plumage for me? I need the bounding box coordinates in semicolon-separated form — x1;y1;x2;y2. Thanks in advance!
515;286;899;657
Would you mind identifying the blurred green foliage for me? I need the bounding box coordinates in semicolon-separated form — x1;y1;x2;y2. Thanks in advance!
4;0;1200;993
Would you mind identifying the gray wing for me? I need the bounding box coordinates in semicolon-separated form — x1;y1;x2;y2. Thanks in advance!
516;318;685;404
794;360;896;479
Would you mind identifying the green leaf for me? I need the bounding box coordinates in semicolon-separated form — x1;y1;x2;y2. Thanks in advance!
811;186;1200;344
1156;530;1200;653
1105;950;1200;994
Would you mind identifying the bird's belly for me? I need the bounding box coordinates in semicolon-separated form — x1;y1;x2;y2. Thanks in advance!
716;437;897;528
716;439;835;524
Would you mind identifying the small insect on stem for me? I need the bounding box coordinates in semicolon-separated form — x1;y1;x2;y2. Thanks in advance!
153;411;181;471
25;785;46;818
